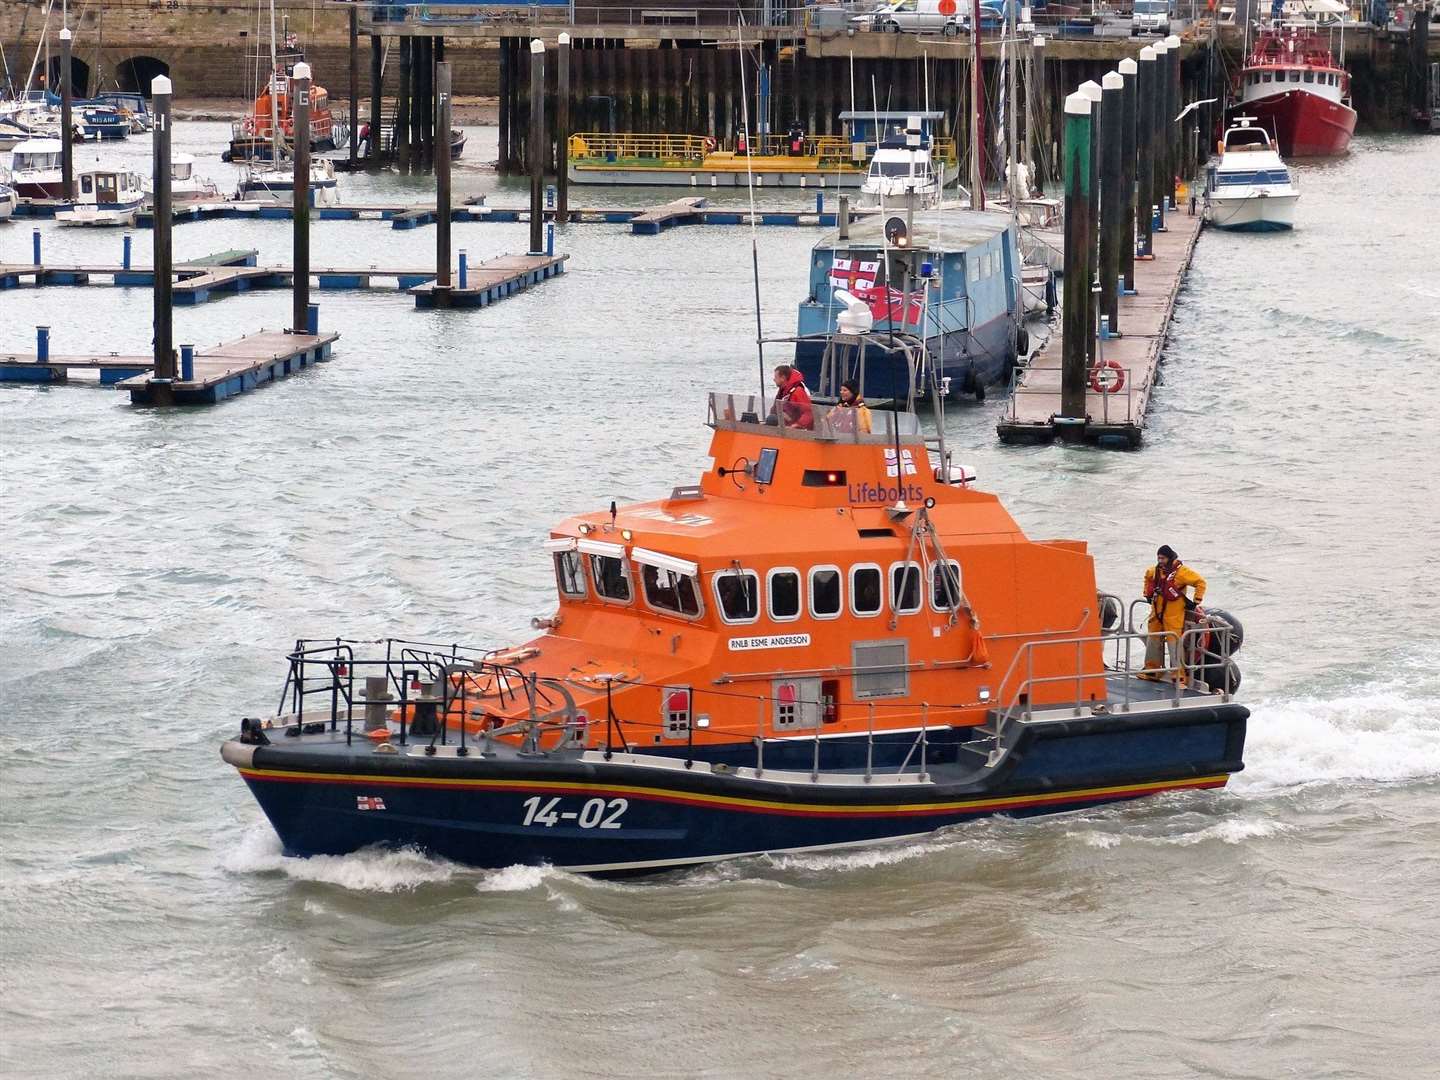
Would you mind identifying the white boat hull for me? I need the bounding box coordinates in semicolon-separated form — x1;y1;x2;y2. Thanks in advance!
56;202;142;227
1207;191;1297;232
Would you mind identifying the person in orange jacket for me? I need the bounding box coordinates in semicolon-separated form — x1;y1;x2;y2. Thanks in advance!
771;365;814;430
1140;544;1206;682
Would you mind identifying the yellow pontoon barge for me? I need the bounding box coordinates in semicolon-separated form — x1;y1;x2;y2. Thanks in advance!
567;112;958;189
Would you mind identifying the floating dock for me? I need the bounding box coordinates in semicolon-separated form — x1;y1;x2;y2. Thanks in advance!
10;198;854;231
997;212;1204;449
1;330;338;403
0;252;567;309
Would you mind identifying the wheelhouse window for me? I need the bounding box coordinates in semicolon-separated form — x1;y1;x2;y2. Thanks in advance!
890;562;922;615
809;566;843;619
851;564;883;617
1303;71;1314;83
768;569;801;622
590;554;632;603
642;564;702;619
554;551;587;598
714;569;759;624
931;560;964;611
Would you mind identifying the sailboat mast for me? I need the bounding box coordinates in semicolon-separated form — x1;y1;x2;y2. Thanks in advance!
1007;1;1018;211
970;0;985;210
268;0;282;163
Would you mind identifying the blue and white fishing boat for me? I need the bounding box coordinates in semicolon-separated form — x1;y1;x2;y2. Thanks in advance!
794;209;1025;401
1203;118;1298;232
77;104;130;141
55;165;145;227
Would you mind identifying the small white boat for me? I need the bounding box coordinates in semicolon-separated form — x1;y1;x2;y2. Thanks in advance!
1204;118;1299;233
8;137;65;200
55;165;145;227
236;159;341;206
0;169;16;221
145;153;222;204
857;120;948;211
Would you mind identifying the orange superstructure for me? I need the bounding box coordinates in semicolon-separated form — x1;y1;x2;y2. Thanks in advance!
449;393;1108;753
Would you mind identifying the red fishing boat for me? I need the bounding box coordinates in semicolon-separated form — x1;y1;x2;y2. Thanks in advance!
1232;25;1356;157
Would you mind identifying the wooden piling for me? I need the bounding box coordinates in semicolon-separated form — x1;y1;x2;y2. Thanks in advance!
436;61;452;290
152;76;174;382
1059;91;1092;431
1031;35;1047;195
60;27;73;200
1119;56;1138;293
368;33;382;166
1165;35;1181;209
557;33;571;224
1137;46;1157;259
348;7;358;168
1100;70;1124;337
1080;80;1101;368
397;37;412;172
1152;41;1168;231
292;63;312;335
498;37;512;173
529;39;545;256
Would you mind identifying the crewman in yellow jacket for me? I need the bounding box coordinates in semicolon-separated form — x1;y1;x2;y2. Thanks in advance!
1141;544;1206;683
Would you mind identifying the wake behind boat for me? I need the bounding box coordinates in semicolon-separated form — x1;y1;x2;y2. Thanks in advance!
1204;118;1299;232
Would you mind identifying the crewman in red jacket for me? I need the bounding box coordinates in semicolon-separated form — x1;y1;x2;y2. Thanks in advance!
771;365;814;431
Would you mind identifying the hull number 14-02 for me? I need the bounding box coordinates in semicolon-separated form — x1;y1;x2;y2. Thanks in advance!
521;796;628;829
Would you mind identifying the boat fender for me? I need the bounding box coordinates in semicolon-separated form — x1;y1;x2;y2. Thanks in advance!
1204;608;1244;656
1200;658;1242;695
1015;326;1030;356
238;717;270;745
1089;359;1126;394
1099;595;1122;634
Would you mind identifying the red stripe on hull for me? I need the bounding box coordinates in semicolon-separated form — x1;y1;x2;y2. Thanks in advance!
1234;90;1356;157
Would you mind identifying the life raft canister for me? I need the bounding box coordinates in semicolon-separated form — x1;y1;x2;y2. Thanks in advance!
1089;359;1125;394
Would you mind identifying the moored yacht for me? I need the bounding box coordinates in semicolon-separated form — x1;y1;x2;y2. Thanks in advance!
857;117;951;211
222;322;1250;874
1204;118;1299;232
8;137;64;199
236;159;340;206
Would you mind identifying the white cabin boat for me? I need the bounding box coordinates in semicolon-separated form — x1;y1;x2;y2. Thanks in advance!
857;119;954;211
8;138;64;200
0;168;16;220
235;159;340;206
1204;118;1299;233
55;165;145;227
147;153;221;203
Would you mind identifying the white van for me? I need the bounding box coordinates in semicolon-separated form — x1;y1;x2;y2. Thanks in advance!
1131;0;1172;35
855;0;966;35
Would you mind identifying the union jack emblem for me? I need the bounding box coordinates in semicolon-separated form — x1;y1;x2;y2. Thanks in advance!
356;796;387;811
885;448;917;478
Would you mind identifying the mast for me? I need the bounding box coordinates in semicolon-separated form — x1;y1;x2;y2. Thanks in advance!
970;0;984;209
1007;0;1019;212
268;0;282;165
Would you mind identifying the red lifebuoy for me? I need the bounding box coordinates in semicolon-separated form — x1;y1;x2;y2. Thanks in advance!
1089;359;1126;394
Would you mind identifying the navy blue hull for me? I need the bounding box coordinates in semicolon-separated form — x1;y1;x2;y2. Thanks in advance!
230;706;1247;873
793;312;1015;402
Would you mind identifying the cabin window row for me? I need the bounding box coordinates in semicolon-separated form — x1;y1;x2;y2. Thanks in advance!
712;562;964;625
1248;70;1340;86
967;250;1000;284
554;551;704;619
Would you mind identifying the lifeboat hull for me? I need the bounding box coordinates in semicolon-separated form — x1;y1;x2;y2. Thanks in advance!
224;701;1247;874
1233;89;1355;157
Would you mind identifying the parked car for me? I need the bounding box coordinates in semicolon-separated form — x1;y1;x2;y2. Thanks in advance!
854;0;966;34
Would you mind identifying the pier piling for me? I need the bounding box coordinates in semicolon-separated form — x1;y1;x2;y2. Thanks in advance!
60;27;73;201
32;229;40;266
1152;41;1169;232
123;234;132;270
1058;91;1093;437
1080;80;1102;368
459;250;468;289
557;33;571;225
1137;46;1157;260
37;326;49;364
397;38;412;172
1100;70;1124;338
348;6;359;169
368;34;382;167
1165;35;1182;210
292;63;312;335
528;39;546;257
180;344;194;381
1119;57;1138;293
436;61;453;291
152;75;174;383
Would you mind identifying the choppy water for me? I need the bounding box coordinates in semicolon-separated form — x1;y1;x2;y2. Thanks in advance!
2;127;1438;1079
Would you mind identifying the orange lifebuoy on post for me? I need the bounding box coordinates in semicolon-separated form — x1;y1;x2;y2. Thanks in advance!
1089;359;1126;394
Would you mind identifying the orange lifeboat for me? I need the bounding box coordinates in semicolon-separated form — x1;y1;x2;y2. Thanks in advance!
227;39;337;162
222;354;1249;874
